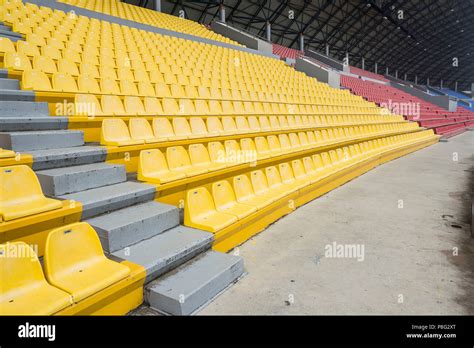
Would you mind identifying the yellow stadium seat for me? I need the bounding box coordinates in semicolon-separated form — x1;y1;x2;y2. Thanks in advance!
0;242;72;315
101;78;121;95
129;118;162;143
120;79;138;95
232;174;271;210
138;149;186;184
0;165;62;222
124;96;145;116
0;37;16;54
189;117;208;138
188;143;226;171
41;45;62;60
100;118;144;146
184;187;238;233
0;148;15;158
58;59;79;76
16;40;40;57
77;75;101;94
250;169;287;201
222;116;237;134
152;117;182;141
235;116;251;133
101;95;126;116
44;222;131;302
206;116;224;135
137;81;155;97
166;146;208;177
278;162;307;190
33;55;57;74
265;165;297;194
22;70;52;90
162;97;180;115
172;117;196;139
75;93;104;117
212;180;257;219
134;69;150;82
143;97;163;115
52;73;78;92
3;52;32;71
80;63;100;78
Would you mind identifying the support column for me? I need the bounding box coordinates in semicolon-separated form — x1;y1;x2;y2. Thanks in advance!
440;79;443;88
325;44;329;56
219;4;225;22
299;33;304;51
266;21;271;42
404;73;407;81
154;0;161;12
454;81;458;92
395;70;398;79
415;75;418;84
385;67;389;75
374;62;378;74
345;52;349;66
427;77;430;86
361;57;365;70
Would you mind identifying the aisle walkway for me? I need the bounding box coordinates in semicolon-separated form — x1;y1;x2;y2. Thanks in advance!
200;132;474;315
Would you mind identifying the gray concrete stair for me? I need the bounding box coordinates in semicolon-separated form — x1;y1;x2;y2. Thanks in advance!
0;24;11;31
87;201;179;253
145;251;244;315
36;162;127;196
0;101;50;117
0;130;84;151
0;28;22;42
0;117;68;131
0;90;35;101
112;226;213;283
30;146;107;170
58;181;156;219
0;78;19;90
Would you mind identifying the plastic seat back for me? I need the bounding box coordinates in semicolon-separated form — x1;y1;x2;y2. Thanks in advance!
129;118;154;141
124;96;145;115
101;95;125;116
152;118;174;138
167;146;192;169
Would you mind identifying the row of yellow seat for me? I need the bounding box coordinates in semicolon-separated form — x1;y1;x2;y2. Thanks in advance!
102;116;416;147
136;124;420;185
1;222;133;315
184;130;436;233
73;93;384;117
57;0;239;45
0;1;380;110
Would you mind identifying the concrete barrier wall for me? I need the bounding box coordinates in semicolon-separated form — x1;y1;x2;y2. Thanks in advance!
296;58;340;89
211;21;275;58
390;82;457;111
304;50;345;72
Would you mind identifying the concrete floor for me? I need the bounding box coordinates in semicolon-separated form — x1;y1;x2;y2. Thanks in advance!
200;132;474;315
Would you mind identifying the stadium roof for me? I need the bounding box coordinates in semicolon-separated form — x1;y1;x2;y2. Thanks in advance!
129;0;474;90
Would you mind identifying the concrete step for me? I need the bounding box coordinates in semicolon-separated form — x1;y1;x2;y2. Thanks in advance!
145;251;244;315
0;29;22;42
112;226;213;283
87;201;179;253
0;117;68;131
0;90;35;101
58;181;156;219
0;78;19;90
36;162;127;196
0;101;50;117
30;146;107;170
0;130;84;152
